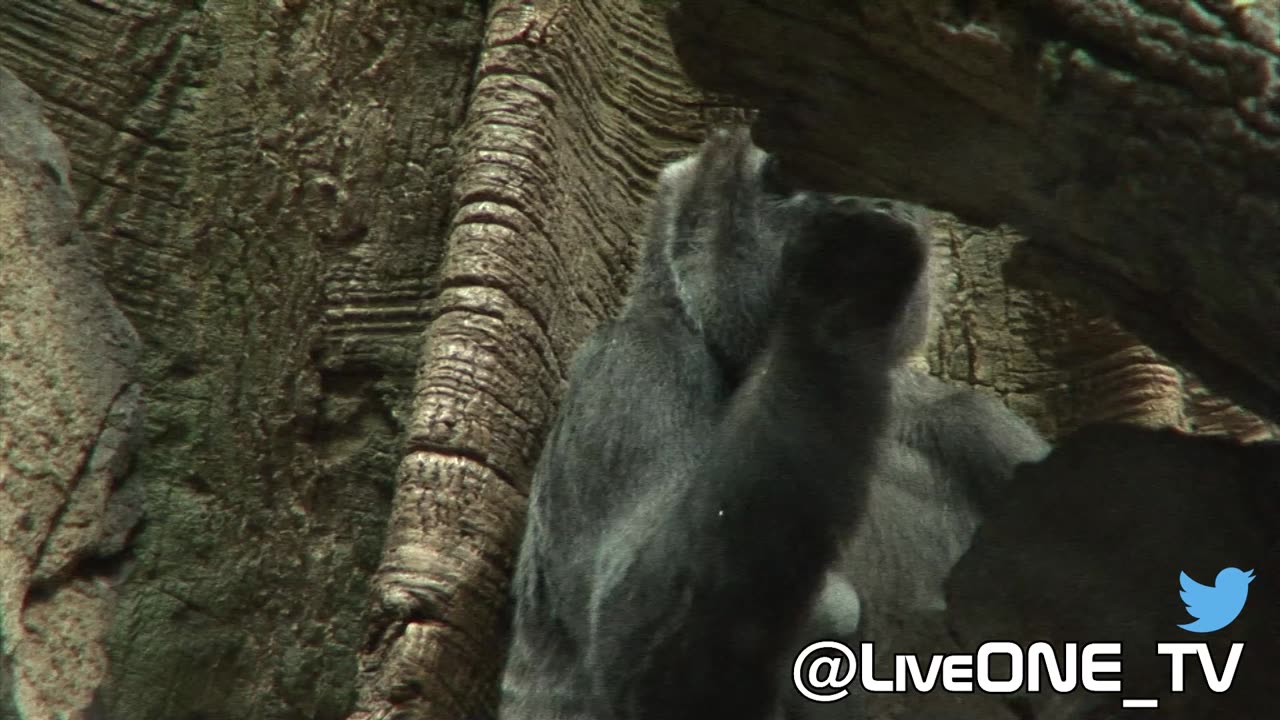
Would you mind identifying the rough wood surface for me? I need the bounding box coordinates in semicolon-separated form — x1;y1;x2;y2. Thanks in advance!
669;0;1280;424
0;66;141;720
349;1;720;717
0;2;485;718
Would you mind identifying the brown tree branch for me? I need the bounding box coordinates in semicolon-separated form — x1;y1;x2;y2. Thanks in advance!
669;0;1280;422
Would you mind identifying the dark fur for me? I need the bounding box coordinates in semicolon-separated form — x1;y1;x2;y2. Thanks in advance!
499;129;1045;720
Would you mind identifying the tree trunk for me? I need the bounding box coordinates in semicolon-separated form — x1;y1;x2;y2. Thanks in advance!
1;1;484;718
0;1;1274;720
347;2;727;717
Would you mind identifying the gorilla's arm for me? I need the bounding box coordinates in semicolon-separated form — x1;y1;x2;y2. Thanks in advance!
505;300;866;718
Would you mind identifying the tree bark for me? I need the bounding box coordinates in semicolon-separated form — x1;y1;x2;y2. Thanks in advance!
669;0;1280;424
1;2;485;718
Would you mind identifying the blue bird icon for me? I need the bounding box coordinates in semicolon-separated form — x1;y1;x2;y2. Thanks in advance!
1178;568;1254;633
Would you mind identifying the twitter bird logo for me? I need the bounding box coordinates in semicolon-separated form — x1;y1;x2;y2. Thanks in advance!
1178;568;1254;633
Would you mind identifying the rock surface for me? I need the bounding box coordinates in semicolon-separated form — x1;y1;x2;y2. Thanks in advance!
0;66;142;720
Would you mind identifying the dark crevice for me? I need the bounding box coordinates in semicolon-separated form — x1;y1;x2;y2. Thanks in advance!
402;441;517;490
26;539;139;608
